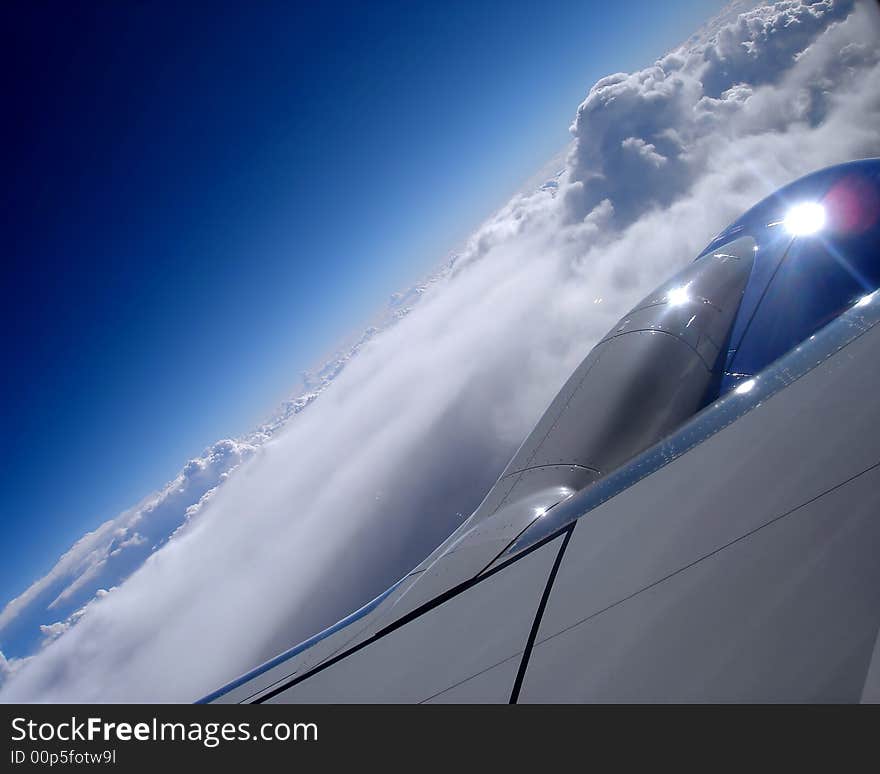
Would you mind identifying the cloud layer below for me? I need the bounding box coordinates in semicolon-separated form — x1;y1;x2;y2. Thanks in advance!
2;0;879;701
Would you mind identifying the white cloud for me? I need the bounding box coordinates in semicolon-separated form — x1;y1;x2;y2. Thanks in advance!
38;621;69;643
38;588;115;648
621;136;668;167
0;649;29;690
1;0;878;702
0;439;258;654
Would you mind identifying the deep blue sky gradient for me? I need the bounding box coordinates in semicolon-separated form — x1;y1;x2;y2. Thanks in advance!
0;1;724;603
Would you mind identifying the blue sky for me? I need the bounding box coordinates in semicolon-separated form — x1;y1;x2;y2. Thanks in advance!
1;1;725;605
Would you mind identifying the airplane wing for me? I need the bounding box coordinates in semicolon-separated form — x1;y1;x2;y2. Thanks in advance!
202;158;880;703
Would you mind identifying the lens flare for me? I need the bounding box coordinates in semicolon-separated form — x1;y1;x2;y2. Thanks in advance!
783;202;826;236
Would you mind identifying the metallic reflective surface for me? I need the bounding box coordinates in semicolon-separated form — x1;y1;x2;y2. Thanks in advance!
697;158;880;394
470;235;755;529
364;484;574;624
523;467;880;702
264;535;565;703
204;160;880;704
519;306;880;701
199;577;406;704
505;284;880;557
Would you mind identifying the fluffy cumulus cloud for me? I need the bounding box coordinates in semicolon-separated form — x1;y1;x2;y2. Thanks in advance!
0;439;258;668
2;0;879;701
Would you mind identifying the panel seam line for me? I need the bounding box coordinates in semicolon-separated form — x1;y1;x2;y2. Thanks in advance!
509;524;575;703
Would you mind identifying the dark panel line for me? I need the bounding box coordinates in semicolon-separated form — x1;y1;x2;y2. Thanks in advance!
725;235;794;362
471;494;576;581
598;328;715;370
418;652;522;704
211;274;880;704
509;524;575;704
502;463;602;477
515;349;603;477
253;526;570;703
503;307;880;559
237;570;432;703
537;457;880;649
